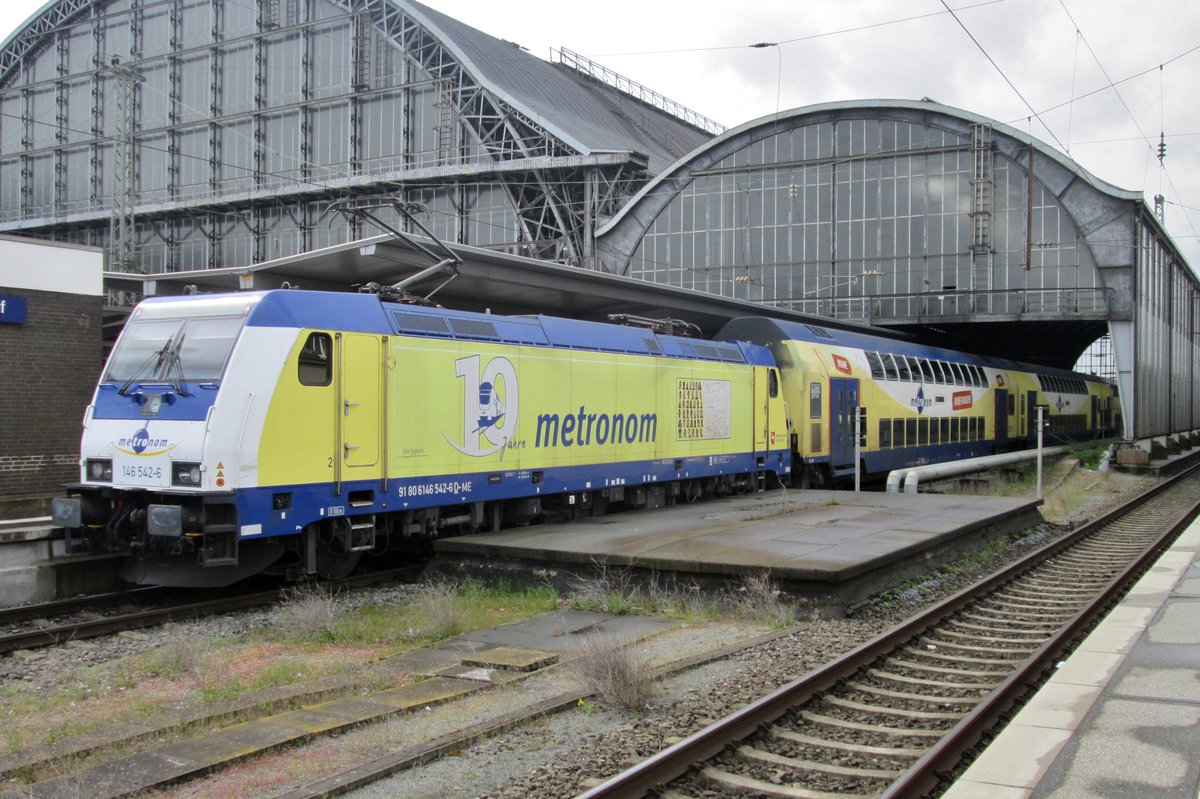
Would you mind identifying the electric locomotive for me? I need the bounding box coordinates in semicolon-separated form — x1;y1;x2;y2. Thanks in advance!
52;290;791;587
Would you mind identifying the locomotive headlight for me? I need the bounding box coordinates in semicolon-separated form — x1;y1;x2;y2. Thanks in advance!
171;462;203;487
86;459;113;482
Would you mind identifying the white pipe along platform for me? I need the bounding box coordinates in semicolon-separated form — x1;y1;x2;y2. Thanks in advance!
886;446;1073;494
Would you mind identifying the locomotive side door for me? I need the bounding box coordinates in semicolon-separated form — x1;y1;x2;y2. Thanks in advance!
338;333;383;475
752;367;769;459
830;378;859;471
752;367;783;465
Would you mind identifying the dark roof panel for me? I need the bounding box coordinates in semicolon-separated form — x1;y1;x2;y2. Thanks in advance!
405;0;712;173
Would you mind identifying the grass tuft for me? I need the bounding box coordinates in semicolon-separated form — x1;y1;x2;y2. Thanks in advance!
570;633;656;713
277;582;342;640
730;572;799;627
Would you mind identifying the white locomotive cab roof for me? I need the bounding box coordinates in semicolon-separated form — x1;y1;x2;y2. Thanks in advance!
132;293;264;321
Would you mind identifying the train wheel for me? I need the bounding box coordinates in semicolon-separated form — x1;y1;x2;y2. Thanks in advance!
316;540;361;580
311;520;362;580
793;465;812;489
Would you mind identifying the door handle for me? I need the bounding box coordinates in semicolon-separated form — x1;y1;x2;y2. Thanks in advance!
344;400;359;416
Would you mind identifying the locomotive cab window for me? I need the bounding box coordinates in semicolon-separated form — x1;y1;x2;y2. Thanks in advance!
769;369;780;398
298;332;332;386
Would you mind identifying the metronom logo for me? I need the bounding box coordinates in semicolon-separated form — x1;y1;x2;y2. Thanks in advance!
444;354;519;458
443;354;658;457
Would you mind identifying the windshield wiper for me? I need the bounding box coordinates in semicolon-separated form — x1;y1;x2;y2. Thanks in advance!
162;332;190;397
117;330;190;398
117;342;171;396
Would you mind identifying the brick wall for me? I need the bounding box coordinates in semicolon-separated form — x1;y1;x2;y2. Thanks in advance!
0;288;103;497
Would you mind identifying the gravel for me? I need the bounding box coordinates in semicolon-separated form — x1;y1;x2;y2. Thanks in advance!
0;466;1159;799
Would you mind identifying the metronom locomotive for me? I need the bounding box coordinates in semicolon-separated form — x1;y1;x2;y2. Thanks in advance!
52;290;791;586
52;290;1118;587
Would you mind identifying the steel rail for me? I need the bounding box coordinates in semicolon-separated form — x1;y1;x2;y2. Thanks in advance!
0;566;418;656
0;585;165;627
575;465;1200;799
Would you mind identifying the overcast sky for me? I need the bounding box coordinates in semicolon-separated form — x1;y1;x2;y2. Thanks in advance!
3;0;1198;265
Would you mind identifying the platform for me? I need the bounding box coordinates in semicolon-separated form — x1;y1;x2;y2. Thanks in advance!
0;518;124;605
943;507;1200;798
433;490;1043;615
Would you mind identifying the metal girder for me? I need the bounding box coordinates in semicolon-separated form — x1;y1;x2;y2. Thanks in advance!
0;0;94;87
330;0;589;255
0;0;648;268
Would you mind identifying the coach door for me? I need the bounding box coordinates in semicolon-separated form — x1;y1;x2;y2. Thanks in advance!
830;378;859;471
994;388;1009;445
336;333;384;488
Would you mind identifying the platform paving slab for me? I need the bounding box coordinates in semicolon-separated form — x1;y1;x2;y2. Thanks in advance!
435;490;1039;612
943;513;1200;799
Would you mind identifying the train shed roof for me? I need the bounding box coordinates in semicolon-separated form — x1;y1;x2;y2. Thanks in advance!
106;232;895;342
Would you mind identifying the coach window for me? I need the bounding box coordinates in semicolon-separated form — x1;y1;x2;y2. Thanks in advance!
918;417;929;445
879;419;891;448
882;354;899;381
866;351;885;380
893;418;905;447
298;332;332;386
915;358;931;383
809;382;822;418
903;357;919;382
905;418;917;446
895;355;911;381
929;418;940;444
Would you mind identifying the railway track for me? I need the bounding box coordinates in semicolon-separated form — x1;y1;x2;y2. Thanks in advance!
0;567;420;656
578;466;1200;799
0;585;166;628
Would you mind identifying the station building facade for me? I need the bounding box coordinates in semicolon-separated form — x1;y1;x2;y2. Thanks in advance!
0;237;103;497
595;101;1200;441
0;3;1195;445
0;0;710;273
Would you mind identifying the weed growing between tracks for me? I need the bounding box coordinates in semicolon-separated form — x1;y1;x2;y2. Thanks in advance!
570;562;799;628
0;580;558;760
326;580;559;646
570;633;657;713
